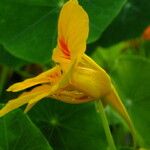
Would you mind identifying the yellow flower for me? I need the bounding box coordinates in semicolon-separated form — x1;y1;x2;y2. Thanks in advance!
0;0;136;140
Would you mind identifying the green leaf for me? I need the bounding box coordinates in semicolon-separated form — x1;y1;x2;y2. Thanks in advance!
90;42;126;71
100;0;150;46
80;0;127;43
0;106;53;150
0;0;126;63
28;100;107;150
91;44;150;148
0;1;58;64
0;45;27;69
141;41;150;59
111;56;150;148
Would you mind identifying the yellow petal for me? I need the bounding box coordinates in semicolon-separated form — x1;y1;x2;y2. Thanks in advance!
71;67;111;98
52;48;71;71
24;84;59;113
7;65;61;92
71;55;112;98
0;85;52;117
81;54;102;70
24;103;36;113
52;0;89;65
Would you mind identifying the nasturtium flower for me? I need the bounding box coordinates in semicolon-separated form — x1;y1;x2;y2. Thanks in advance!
0;0;136;140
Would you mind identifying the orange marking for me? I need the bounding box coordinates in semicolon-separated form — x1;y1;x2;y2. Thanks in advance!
59;38;70;59
143;26;150;40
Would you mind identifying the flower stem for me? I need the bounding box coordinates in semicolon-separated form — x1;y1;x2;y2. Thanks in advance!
96;100;117;150
0;66;9;97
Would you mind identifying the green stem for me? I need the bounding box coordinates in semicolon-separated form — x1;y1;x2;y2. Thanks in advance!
0;66;9;96
96;100;117;150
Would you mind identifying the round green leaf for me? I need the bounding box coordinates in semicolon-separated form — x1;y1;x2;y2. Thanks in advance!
0;0;126;63
28;100;108;150
100;0;150;46
0;45;27;69
111;56;150;148
0;106;53;150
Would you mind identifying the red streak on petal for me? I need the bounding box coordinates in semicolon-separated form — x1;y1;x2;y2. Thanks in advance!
59;38;70;59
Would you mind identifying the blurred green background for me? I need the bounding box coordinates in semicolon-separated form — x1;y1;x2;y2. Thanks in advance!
0;0;150;150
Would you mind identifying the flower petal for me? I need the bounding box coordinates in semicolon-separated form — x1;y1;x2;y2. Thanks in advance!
24;103;36;113
0;85;53;117
24;84;59;113
7;65;61;92
71;62;112;98
52;0;89;64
